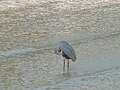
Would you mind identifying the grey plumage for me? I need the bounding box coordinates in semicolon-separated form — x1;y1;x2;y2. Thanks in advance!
55;41;76;73
59;41;76;61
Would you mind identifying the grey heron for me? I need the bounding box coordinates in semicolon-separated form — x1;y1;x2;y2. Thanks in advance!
55;41;76;73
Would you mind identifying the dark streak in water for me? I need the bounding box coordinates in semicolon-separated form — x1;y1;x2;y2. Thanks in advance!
73;30;120;45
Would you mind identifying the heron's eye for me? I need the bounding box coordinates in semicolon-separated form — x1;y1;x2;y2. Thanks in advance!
58;49;61;52
58;46;61;52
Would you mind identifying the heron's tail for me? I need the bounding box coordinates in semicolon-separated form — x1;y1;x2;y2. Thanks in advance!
72;57;76;62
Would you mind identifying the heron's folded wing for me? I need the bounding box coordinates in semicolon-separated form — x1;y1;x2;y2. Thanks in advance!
60;42;76;61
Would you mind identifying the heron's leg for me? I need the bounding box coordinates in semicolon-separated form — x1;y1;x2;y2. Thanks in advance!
63;59;65;73
67;59;69;73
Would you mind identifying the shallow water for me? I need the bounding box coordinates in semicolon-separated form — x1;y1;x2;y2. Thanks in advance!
0;0;120;90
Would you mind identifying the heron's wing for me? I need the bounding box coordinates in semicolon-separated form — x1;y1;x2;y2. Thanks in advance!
60;41;76;61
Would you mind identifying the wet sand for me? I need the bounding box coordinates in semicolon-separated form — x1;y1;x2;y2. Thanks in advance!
0;0;120;90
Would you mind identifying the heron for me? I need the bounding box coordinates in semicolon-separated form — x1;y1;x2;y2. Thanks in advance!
54;41;76;73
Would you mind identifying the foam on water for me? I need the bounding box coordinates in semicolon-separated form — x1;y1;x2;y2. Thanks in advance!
0;48;38;58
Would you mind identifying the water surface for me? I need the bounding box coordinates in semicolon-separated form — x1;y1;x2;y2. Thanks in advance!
0;0;120;90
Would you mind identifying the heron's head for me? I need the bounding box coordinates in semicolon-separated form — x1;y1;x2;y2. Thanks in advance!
54;47;62;55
